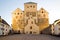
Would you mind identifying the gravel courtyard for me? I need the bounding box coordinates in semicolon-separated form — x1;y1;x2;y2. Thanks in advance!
0;34;60;40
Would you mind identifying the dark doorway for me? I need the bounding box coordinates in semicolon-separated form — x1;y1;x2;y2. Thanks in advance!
30;31;32;34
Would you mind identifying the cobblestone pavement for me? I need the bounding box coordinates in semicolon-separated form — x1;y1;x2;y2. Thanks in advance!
0;34;60;40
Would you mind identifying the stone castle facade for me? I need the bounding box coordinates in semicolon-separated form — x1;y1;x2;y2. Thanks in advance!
12;2;49;34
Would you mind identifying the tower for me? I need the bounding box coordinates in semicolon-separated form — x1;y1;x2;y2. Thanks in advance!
12;8;24;33
38;8;49;31
24;2;38;26
24;2;37;13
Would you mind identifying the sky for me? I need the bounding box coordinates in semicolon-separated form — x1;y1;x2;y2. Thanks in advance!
0;0;60;25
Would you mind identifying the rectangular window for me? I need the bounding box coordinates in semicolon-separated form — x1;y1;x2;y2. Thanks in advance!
30;26;32;29
2;32;4;35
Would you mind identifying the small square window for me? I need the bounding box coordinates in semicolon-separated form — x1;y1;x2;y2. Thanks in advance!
1;28;4;30
33;6;35;8
6;29;7;31
27;6;29;8
21;13;22;14
30;6;32;7
18;13;19;15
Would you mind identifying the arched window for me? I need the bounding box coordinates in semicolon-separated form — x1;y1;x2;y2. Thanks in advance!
42;11;44;13
18;13;19;15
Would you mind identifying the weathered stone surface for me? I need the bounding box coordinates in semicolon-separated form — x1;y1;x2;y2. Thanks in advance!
0;34;60;40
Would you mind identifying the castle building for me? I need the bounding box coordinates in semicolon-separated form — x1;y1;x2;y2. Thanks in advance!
51;19;60;35
12;2;49;34
0;16;11;35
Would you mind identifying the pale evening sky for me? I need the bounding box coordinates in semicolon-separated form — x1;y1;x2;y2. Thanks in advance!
0;0;60;25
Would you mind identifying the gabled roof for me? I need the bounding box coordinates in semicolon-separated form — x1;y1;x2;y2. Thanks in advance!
53;19;60;25
38;8;48;13
12;8;23;13
0;16;10;26
24;2;37;4
54;19;60;23
1;19;10;26
39;8;45;11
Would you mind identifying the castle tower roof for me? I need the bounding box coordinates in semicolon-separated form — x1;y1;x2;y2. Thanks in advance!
12;8;23;13
24;2;37;4
39;8;48;13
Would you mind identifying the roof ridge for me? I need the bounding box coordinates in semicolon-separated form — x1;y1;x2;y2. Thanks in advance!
24;2;37;4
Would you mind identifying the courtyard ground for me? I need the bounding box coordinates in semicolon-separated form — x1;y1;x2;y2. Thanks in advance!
0;34;60;40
